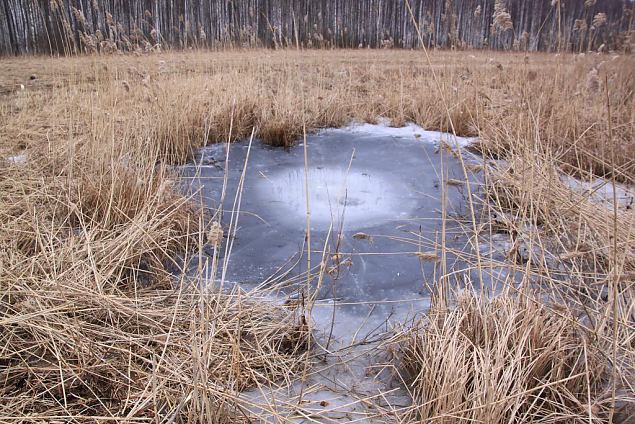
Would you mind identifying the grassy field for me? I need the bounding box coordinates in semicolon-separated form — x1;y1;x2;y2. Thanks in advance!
1;49;634;422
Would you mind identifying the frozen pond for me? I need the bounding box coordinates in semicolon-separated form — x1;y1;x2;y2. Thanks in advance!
179;123;482;421
182;124;479;301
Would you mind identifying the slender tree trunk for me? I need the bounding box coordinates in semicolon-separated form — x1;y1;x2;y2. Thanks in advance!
0;0;628;56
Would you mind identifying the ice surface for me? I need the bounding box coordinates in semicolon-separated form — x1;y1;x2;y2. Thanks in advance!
560;174;634;211
5;153;27;165
256;166;417;230
181;126;480;300
179;125;482;421
333;121;477;148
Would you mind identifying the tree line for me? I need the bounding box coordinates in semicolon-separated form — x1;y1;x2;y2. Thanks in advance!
0;0;632;56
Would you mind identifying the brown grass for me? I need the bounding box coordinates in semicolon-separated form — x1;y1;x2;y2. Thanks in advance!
395;45;634;421
401;293;607;423
0;148;310;421
2;50;632;171
0;53;312;421
0;48;634;422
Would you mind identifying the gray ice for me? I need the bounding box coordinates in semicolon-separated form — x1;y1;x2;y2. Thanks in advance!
179;123;483;421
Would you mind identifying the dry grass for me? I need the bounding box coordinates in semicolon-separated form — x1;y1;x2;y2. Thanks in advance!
402;293;603;423
394;45;634;422
2;50;632;171
0;52;312;421
400;291;635;423
428;122;635;423
0;48;634;422
0;146;310;421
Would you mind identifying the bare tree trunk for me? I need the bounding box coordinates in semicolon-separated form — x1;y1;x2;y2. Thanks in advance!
0;0;629;56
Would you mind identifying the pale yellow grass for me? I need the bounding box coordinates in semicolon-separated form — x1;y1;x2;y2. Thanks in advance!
0;48;633;422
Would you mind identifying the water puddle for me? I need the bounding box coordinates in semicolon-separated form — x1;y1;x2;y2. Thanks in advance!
179;123;482;421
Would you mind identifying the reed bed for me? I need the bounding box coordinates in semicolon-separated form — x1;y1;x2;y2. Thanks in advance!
0;58;310;421
398;47;634;422
2;50;633;174
1;48;634;422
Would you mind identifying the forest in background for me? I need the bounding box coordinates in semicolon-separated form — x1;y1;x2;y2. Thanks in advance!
0;0;633;56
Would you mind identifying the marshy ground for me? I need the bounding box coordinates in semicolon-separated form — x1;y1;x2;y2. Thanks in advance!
1;49;634;423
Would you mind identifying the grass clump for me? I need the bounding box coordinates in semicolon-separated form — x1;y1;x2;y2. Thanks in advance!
401;292;625;423
0;152;309;420
0;66;309;420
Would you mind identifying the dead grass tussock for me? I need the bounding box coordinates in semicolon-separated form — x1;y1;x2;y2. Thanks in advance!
0;153;309;420
1;273;307;420
0;70;309;419
420;95;635;424
401;292;618;423
383;49;634;423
